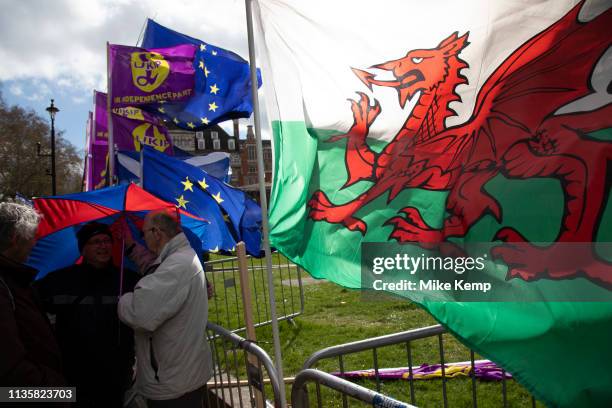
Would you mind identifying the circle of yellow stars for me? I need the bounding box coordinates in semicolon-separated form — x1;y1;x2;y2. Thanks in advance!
196;43;221;128
155;44;223;129
175;176;224;211
175;174;232;252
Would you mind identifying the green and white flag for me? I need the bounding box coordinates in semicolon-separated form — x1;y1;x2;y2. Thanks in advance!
253;1;612;406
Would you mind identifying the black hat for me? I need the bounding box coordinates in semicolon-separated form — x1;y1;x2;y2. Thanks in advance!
77;222;113;253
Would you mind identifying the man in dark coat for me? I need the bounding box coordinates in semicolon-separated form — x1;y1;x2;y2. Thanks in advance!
35;221;139;407
0;202;65;386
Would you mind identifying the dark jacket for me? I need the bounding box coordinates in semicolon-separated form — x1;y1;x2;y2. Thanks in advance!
0;253;65;386
35;262;139;407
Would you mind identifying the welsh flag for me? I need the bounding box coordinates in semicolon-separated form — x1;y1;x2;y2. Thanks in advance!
253;1;612;406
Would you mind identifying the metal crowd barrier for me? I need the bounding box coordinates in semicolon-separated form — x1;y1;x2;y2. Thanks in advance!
205;251;305;335
292;369;417;408
206;321;283;408
299;325;538;408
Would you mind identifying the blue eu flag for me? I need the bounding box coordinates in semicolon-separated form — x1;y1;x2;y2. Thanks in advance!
141;19;262;130
142;147;262;256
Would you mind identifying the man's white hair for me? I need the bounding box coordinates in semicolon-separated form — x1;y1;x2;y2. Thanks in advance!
0;202;41;251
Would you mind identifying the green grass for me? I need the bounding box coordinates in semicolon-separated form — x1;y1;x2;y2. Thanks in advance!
206;259;541;407
205;252;302;332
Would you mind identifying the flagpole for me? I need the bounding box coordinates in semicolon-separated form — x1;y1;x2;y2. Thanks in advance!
83;113;90;192
92;91;98;148
139;148;144;187
88;115;92;192
81;159;87;192
107;42;116;186
244;0;286;405
91;91;98;191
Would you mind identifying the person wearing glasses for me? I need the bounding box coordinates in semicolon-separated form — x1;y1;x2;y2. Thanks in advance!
119;210;213;408
35;221;139;407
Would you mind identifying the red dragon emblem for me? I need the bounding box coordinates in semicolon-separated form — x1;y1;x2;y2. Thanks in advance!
308;2;612;286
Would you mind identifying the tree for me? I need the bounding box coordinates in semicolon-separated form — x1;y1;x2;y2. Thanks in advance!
0;92;83;200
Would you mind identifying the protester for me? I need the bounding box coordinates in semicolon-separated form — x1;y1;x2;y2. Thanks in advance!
35;221;139;407
0;202;65;386
119;210;213;407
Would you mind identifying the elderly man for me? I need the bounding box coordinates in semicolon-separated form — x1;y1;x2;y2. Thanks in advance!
119;210;212;407
0;202;65;386
35;221;139;407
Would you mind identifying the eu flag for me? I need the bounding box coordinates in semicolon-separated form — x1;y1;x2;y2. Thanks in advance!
141;147;262;256
141;19;262;130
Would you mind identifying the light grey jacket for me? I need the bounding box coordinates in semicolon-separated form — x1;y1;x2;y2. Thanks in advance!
118;233;212;400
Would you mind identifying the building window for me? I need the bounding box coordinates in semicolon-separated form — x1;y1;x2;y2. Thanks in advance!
264;149;272;161
248;146;256;160
249;166;256;174
213;139;221;150
228;138;235;150
196;131;204;139
197;139;205;150
231;153;241;165
211;131;219;140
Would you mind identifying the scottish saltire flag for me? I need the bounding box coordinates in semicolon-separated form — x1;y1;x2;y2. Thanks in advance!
116;151;141;185
117;150;231;185
109;44;196;107
141;147;262;255
181;152;232;183
140;19;262;130
254;1;612;406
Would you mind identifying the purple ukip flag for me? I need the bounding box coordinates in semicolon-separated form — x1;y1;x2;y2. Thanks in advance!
333;360;513;382
94;91;174;155
90;142;109;190
94;90;108;143
88;95;110;190
112;106;174;155
88;92;174;190
109;44;196;107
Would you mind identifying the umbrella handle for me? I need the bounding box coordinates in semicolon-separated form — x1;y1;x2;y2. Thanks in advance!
119;214;126;299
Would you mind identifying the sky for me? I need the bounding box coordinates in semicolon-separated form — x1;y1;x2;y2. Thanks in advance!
0;0;265;153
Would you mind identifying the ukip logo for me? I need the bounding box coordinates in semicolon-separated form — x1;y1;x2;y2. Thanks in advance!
130;51;169;93
132;123;170;152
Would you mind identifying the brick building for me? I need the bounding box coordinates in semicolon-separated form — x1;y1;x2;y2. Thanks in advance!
237;125;272;187
170;122;239;155
167;121;272;192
